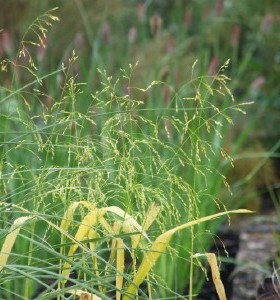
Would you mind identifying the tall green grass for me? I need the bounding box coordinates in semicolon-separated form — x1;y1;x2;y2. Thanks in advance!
0;8;254;299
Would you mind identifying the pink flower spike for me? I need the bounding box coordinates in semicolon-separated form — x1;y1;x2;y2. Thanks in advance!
137;3;146;22
249;76;266;92
208;56;220;76
165;35;176;54
230;25;241;48
74;32;87;51
149;13;162;35
261;14;274;32
128;27;138;44
37;36;48;61
0;34;4;58
184;9;193;28
202;5;211;21
101;22;112;44
2;30;14;56
215;0;224;16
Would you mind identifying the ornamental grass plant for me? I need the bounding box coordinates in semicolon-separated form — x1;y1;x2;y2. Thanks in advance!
0;8;254;300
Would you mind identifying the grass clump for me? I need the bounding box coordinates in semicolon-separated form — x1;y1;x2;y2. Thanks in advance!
0;8;252;299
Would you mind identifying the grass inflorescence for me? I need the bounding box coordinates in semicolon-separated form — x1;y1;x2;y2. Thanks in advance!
0;8;253;300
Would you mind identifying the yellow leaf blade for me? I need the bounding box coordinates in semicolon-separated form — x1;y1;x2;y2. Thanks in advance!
105;206;149;240
116;238;125;300
60;201;95;232
60;201;80;232
0;216;32;272
133;202;161;248
143;203;161;231
206;253;227;300
124;209;252;299
62;208;106;281
194;253;227;300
